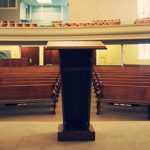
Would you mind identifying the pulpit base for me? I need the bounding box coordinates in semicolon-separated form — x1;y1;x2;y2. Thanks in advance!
58;124;95;141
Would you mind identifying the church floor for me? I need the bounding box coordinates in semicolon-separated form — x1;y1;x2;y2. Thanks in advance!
0;121;150;150
0;88;149;150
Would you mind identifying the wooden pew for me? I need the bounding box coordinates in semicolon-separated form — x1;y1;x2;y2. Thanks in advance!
93;65;150;119
0;65;60;72
0;80;55;85
94;65;150;73
0;58;30;67
0;84;57;113
0;78;61;97
0;77;61;97
96;84;150;116
0;66;61;113
0;74;59;78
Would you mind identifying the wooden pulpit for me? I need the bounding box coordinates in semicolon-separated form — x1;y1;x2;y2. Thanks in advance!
45;41;106;141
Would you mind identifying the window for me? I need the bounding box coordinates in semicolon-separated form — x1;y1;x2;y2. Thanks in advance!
137;0;150;18
0;0;17;9
139;44;150;60
137;0;150;60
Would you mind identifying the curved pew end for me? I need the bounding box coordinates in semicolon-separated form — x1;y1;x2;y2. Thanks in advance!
147;105;150;120
96;100;102;115
109;102;114;105
132;104;140;107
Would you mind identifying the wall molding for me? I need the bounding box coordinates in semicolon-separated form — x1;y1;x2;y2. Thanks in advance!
0;24;150;44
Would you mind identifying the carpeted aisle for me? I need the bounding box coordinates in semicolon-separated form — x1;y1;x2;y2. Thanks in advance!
0;121;150;150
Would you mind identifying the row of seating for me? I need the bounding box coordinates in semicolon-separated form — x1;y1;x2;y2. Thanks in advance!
92;19;120;25
0;65;61;114
53;19;120;27
134;17;150;24
0;65;60;74
0;20;37;27
0;58;31;67
1;18;150;28
92;65;150;119
0;20;120;28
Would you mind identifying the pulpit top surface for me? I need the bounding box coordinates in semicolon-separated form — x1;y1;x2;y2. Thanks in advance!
45;41;106;50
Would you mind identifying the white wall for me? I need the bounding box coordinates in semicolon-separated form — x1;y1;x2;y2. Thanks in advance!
63;5;69;23
31;6;61;24
0;0;68;24
0;0;138;25
20;0;27;20
69;0;98;22
0;0;137;24
39;46;44;66
69;0;137;24
96;45;122;65
98;0;137;24
0;0;20;22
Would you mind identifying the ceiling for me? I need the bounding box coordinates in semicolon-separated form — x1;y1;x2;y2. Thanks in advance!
23;0;69;6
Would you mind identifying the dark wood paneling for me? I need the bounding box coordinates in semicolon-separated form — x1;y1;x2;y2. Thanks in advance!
21;47;39;65
93;50;96;65
44;49;59;65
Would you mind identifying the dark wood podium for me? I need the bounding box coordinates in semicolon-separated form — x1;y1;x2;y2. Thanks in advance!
45;41;106;141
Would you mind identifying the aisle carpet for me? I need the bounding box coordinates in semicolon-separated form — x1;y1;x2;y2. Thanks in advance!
0;121;150;150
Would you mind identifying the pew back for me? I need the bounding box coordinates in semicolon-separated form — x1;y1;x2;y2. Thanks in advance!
0;66;60;112
93;65;150;118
